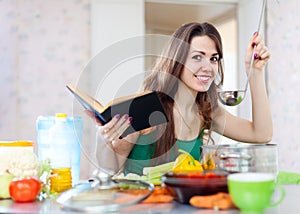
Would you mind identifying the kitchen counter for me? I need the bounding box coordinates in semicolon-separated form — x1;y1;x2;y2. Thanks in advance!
0;185;299;214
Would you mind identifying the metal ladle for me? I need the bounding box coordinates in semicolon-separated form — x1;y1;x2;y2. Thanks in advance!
218;0;267;106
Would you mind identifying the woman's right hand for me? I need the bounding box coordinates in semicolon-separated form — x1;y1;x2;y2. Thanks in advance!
84;110;132;141
245;32;270;73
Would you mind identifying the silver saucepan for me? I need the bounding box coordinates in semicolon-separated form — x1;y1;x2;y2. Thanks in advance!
200;144;278;176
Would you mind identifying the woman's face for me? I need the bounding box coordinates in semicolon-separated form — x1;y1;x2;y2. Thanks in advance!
180;35;219;93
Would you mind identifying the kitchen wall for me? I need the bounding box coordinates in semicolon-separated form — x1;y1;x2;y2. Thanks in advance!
0;0;92;178
267;0;300;172
0;0;299;178
0;0;90;136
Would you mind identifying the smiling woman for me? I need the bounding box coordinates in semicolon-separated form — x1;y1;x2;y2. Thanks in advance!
145;0;239;120
181;36;220;92
88;20;272;177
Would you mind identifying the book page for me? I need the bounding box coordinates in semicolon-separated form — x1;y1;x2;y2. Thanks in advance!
67;84;105;113
104;90;153;109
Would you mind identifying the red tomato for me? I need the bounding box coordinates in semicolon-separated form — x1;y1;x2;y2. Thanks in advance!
9;177;41;202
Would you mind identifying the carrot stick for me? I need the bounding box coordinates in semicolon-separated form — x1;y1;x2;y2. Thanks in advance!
142;186;173;203
142;194;173;203
189;193;236;210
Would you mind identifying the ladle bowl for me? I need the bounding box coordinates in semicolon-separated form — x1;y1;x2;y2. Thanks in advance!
218;0;267;106
218;90;245;106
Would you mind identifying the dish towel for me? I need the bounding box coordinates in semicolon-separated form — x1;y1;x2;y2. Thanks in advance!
277;171;300;184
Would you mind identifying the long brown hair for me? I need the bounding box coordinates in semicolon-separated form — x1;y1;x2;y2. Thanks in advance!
143;22;224;162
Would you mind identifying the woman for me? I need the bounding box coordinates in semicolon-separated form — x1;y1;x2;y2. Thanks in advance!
89;22;272;175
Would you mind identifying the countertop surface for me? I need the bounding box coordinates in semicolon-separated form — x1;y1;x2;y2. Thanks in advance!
0;184;299;214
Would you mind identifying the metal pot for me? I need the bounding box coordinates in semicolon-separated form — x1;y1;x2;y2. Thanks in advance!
200;144;278;175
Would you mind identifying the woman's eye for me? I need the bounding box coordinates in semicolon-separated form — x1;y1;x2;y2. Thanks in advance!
192;55;202;60
210;57;219;63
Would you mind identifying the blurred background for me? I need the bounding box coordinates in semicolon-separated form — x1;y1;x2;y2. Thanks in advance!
0;0;298;179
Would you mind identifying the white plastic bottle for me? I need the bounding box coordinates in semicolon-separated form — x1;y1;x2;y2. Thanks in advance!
48;113;73;193
36;115;82;186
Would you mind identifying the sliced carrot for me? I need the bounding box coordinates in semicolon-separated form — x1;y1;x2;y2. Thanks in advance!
189;192;236;210
142;186;173;203
142;194;173;203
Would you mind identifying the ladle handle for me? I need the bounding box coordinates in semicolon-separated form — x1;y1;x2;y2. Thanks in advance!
244;46;257;92
244;0;267;92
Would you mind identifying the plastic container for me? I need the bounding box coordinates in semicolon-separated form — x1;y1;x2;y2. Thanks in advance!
48;113;74;193
36;115;83;186
0;141;34;153
0;141;35;173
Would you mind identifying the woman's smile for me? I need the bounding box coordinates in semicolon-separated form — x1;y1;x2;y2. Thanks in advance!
194;74;212;84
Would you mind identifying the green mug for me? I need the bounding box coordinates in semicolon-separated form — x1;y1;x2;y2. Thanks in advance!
228;172;285;213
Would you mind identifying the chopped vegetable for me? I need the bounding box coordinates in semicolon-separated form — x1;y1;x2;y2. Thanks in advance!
143;162;174;175
38;158;52;198
114;173;146;181
190;193;236;210
118;183;147;190
9;177;41;202
0;149;53;200
0;149;40;178
201;153;216;170
172;149;203;173
0;173;14;199
115;162;174;186
142;186;173;203
143;162;174;185
114;172;161;186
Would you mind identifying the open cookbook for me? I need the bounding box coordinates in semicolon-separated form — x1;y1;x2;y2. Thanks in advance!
66;84;169;138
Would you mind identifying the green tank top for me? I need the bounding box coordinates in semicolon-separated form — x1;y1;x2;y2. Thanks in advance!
124;131;204;175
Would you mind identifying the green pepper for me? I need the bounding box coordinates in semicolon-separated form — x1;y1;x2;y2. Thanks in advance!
201;153;216;170
172;149;203;173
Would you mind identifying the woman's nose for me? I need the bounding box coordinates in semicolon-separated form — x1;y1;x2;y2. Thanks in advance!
199;58;213;71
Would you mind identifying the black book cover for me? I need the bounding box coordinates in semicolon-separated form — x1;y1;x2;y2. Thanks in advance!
66;84;169;138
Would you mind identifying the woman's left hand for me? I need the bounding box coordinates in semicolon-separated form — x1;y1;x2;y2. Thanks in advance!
245;32;270;73
84;109;132;141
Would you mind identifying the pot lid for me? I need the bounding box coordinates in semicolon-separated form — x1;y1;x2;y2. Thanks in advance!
56;169;154;212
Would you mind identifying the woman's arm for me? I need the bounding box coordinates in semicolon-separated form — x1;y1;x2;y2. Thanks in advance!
95;131;139;173
213;33;272;143
85;110;139;172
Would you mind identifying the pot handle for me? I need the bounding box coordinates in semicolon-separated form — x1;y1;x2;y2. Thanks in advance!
219;153;252;160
